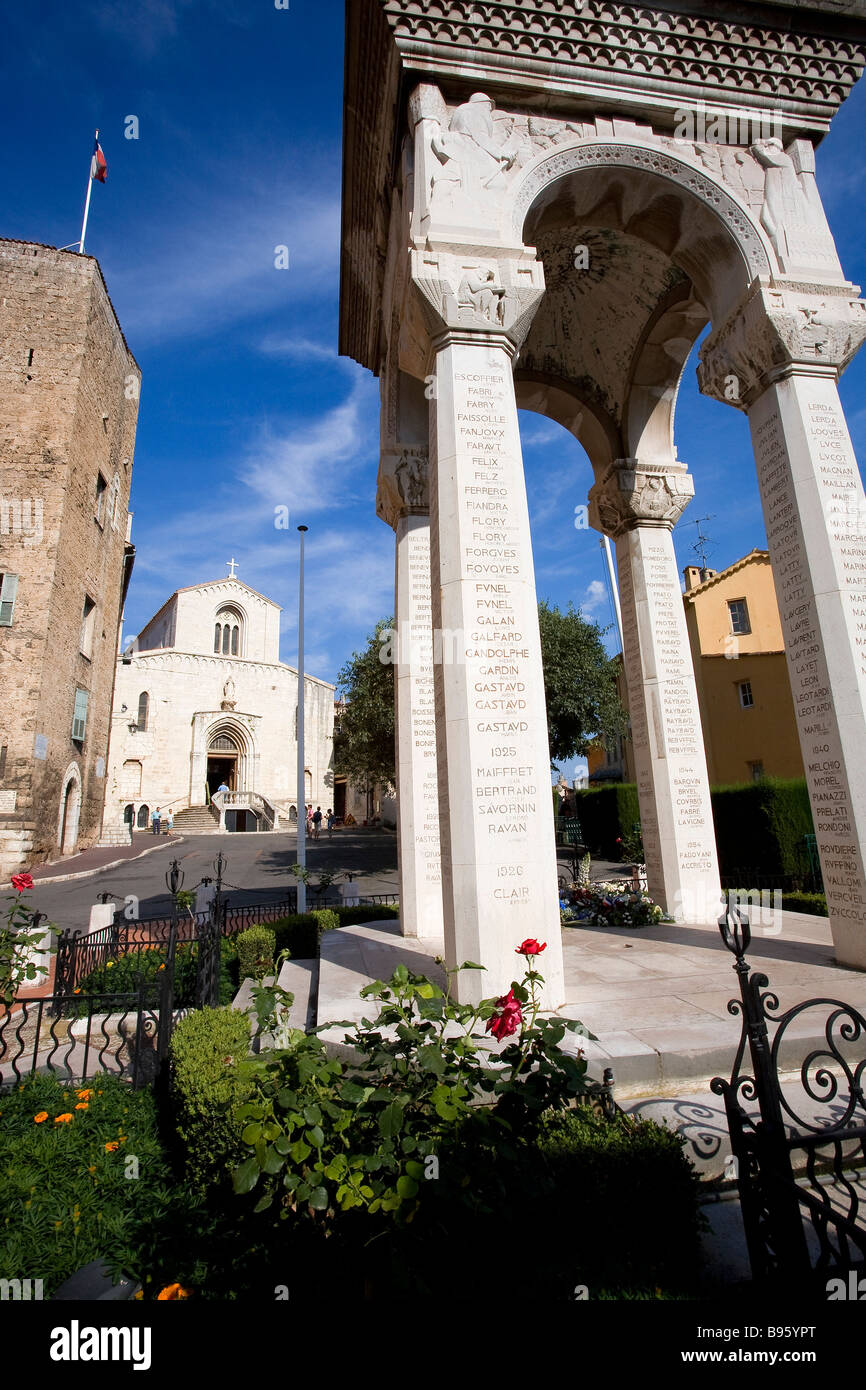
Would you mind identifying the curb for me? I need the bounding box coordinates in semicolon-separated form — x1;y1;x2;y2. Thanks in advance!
5;837;187;889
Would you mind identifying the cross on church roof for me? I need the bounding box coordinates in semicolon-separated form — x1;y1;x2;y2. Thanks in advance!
226;557;238;579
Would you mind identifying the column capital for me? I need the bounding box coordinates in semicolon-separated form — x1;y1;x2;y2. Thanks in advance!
698;279;866;410
376;446;430;531
401;247;545;378
588;459;695;537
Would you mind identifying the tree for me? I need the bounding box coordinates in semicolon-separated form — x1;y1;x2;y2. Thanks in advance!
537;599;627;764
333;617;396;791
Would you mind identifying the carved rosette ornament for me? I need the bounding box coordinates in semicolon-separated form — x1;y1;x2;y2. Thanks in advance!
698;282;866;410
376;447;430;531
588;461;695;537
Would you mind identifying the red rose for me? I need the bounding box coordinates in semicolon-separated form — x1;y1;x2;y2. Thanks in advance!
485;987;523;1041
11;873;34;894
516;938;546;956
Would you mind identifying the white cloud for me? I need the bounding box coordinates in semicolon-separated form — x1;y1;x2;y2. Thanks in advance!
580;579;607;618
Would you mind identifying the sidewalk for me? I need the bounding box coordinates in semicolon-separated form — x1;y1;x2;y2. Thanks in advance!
13;833;181;887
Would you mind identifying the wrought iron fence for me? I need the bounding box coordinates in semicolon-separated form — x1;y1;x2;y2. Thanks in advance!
711;910;866;1291
0;983;166;1090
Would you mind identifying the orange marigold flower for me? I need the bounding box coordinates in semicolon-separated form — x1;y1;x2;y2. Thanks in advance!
156;1283;191;1301
104;1140;120;1152
54;1113;73;1124
75;1089;93;1099
75;1102;89;1110
33;1111;48;1124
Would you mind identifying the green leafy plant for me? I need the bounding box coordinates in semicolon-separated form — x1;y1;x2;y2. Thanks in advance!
231;941;596;1230
170;1005;257;1192
0;1074;175;1296
1;877;55;1006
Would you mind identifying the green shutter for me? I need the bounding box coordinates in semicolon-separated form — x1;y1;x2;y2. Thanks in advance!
72;688;89;741
0;574;18;626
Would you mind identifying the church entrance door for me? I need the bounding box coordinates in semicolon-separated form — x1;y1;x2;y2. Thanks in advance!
207;755;236;798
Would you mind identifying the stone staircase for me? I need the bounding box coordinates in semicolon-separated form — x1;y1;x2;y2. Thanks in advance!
173;805;219;835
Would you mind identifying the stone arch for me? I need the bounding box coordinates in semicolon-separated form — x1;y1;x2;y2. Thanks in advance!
510;140;774;320
214;601;247;658
205;716;258;794
57;763;82;854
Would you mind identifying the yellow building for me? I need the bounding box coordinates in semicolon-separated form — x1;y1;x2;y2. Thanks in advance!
588;550;804;786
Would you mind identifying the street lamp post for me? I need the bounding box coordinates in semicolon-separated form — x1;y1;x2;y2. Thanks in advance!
296;526;308;914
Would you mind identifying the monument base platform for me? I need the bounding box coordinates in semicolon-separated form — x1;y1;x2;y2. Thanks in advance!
314;912;866;1098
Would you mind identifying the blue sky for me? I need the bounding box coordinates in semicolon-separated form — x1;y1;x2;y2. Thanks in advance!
3;1;865;787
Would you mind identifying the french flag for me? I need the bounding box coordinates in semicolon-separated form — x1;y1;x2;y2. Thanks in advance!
90;137;107;183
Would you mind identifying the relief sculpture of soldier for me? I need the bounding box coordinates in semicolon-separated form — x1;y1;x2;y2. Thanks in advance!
430;92;518;211
750;137;830;264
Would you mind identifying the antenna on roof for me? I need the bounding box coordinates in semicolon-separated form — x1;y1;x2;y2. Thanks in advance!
689;515;715;572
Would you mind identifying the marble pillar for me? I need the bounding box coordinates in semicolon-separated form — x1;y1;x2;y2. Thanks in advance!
700;283;866;968
590;461;722;923
394;511;444;939
750;376;866;966
429;332;564;1007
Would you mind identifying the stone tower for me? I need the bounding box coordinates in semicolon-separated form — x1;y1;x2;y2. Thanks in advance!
0;240;140;879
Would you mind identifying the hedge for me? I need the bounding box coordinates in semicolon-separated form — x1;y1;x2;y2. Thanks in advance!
573;784;640;859
711;777;814;878
577;777;817;877
237;925;276;981
169;1005;256;1192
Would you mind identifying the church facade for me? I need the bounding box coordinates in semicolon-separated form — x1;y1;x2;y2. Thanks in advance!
103;575;335;833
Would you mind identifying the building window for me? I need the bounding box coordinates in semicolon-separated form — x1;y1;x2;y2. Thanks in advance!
0;573;19;626
137;804;149;829
214;606;244;658
80;595;96;658
728;599;751;635
739;681;754;709
749;760;765;782
95;473;107;525
136;691;149;731
72;688;89;742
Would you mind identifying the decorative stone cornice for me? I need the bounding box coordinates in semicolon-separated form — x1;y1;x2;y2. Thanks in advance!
588;459;695;535
697;279;866;408
385;1;866;126
377;446;431;529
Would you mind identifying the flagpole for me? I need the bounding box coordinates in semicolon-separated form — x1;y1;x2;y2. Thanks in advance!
79;129;98;254
296;525;308;913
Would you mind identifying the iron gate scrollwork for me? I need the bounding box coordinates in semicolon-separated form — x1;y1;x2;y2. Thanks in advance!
711;910;866;1291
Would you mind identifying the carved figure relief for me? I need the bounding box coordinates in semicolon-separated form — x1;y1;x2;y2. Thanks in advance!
457;268;507;325
430;92;519;216
750;138;837;269
395;449;429;508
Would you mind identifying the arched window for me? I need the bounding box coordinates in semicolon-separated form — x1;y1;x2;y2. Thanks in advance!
214;606;244;658
136;692;149;731
137;804;149;828
124;804;134;825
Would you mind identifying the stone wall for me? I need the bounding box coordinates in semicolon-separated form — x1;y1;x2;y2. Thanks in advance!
0;240;139;878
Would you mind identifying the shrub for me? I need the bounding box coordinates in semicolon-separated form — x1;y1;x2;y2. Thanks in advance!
711;777;814;879
573;784;640;859
781;890;827;916
265;914;319;960
73;943;198;1009
333;903;400;927
0;1074;174;1296
169;1006;256;1192
236;926;276;981
310;908;339;935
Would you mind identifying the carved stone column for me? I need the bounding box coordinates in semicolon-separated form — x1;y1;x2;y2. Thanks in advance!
589;461;722;923
700;282;866;968
377;447;444;941
407;247;565;1008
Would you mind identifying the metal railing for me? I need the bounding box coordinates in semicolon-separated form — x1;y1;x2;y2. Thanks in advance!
711;910;866;1291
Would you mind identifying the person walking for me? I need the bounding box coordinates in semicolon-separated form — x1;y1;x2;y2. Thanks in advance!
151;807;161;836
164;809;174;836
306;804;313;835
312;806;323;841
326;809;335;838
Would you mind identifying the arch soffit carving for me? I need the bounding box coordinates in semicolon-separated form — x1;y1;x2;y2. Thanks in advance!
205;716;258;755
509;139;775;309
